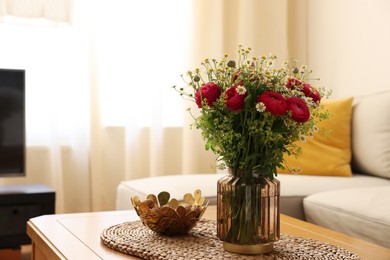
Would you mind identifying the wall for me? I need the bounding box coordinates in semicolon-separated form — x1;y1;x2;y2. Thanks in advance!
306;0;390;99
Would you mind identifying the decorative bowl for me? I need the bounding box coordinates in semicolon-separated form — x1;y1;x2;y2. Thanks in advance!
131;189;209;235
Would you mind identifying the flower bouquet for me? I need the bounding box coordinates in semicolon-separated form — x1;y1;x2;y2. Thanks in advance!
174;46;330;253
175;46;330;175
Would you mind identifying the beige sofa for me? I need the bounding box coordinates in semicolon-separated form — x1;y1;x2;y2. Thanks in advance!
116;90;390;248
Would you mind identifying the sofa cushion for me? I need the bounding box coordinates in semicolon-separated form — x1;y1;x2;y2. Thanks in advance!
303;186;390;248
279;97;353;176
278;173;390;219
352;90;390;179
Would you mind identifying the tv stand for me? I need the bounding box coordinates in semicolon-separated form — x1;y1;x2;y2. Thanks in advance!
0;184;55;249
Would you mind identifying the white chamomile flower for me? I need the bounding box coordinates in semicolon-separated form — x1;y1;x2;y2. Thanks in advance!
303;96;313;105
256;102;266;113
312;125;319;133
292;89;300;96
236;85;247;95
298;134;307;143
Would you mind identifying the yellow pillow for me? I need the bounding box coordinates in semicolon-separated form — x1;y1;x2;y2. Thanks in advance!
279;97;354;177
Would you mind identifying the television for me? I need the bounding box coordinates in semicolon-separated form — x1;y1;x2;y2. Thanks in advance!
0;69;25;177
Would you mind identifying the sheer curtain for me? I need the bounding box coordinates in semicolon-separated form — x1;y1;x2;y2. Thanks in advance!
0;0;215;213
0;0;302;213
0;0;71;23
0;7;90;212
87;0;217;211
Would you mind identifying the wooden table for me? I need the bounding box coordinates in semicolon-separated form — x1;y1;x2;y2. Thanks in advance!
27;206;390;260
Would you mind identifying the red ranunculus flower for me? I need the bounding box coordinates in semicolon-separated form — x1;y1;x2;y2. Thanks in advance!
302;83;321;103
225;86;247;112
232;71;241;82
286;78;302;89
257;91;287;116
195;83;222;108
232;71;245;86
287;97;310;123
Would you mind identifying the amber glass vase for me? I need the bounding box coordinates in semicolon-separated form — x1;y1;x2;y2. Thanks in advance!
217;168;280;254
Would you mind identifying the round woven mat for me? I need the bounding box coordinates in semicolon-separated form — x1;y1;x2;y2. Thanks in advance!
101;220;360;259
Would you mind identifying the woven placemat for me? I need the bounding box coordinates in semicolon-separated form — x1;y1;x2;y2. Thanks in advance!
101;219;361;259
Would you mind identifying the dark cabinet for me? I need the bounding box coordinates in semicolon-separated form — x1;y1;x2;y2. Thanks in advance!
0;184;55;248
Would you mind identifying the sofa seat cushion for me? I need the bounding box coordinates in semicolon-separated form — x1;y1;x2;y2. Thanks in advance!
277;173;390;220
280;173;390;196
303;186;390;248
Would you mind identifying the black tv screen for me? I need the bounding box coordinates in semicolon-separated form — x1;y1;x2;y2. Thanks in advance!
0;69;25;177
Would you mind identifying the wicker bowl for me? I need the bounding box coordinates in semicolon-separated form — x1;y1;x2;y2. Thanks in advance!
131;189;208;235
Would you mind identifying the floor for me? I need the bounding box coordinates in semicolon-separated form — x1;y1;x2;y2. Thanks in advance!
0;245;31;260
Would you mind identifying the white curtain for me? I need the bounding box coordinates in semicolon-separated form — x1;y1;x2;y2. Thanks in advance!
2;0;387;213
0;0;71;23
0;0;218;213
0;0;295;213
0;8;90;212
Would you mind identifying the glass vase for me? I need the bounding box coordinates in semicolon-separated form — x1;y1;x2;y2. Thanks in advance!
217;168;280;254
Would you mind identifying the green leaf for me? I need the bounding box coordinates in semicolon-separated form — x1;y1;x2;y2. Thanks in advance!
244;94;252;106
205;140;212;150
272;118;287;132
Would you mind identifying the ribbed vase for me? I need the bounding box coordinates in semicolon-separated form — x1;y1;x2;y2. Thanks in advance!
217;168;280;254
